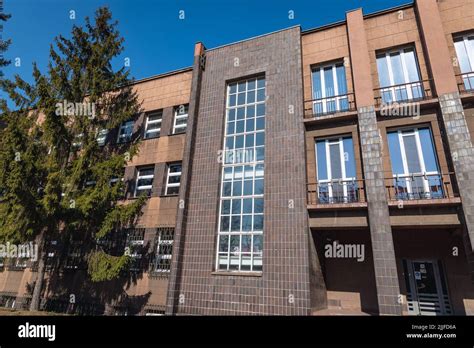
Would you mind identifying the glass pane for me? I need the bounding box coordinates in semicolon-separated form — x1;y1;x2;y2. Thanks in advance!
454;38;472;73
403;134;422;173
403;49;421;82
335;64;347;95
329;143;342;179
342;137;356;178
418;128;439;173
312;69;322;99
388;132;404;175
316;140;327;180
390;52;405;85
324;66;335;97
376;55;391;88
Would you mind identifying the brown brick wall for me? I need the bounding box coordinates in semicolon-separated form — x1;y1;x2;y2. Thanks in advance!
365;7;430;91
302;25;352;105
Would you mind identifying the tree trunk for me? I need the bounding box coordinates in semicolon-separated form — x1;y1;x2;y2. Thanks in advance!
29;244;46;311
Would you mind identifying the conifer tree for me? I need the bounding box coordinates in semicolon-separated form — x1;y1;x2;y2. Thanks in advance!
0;7;145;311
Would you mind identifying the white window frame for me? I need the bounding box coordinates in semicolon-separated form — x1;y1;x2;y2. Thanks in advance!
216;77;265;273
96;129;108;146
165;163;182;195
377;47;422;102
315;137;356;202
454;33;474;91
144;111;162;139
393;127;439;197
153;229;174;273
311;62;348;114
454;33;474;73
117;120;134;143
134;167;154;197
172;105;188;134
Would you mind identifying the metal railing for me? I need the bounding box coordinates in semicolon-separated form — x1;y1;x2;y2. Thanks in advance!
374;79;433;107
304;93;356;119
385;172;457;201
456;72;474;93
307;179;365;205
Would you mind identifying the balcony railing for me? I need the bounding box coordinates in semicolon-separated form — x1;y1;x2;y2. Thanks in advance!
385;172;457;201
456;72;474;94
307;179;365;205
374;80;433;107
304;93;356;119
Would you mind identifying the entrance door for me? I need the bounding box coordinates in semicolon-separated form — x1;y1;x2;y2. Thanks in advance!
403;260;452;315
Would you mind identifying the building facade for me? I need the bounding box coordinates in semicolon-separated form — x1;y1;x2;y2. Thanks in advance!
1;0;474;316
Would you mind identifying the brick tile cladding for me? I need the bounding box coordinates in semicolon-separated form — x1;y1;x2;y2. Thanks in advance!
168;27;314;315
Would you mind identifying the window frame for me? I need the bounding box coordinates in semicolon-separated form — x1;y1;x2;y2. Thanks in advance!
134;166;155;198
151;228;174;274
311;61;349;115
315;135;357;203
454;33;474;91
172;105;189;135
376;46;423;103
144;110;162;139
388;126;441;198
216;76;266;273
165;163;182;196
117;120;134;144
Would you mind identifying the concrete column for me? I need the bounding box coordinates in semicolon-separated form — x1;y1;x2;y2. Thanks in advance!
416;0;474;287
347;9;402;315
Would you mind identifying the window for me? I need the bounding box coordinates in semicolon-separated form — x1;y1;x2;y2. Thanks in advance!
150;228;174;274
311;62;349;115
165;163;182;195
217;76;265;273
135;166;154;197
454;34;474;91
96;129;108;146
387;127;443;200
144;110;162;139
125;228;145;272
316;136;357;203
117;120;134;143
172;104;188;134
64;241;86;270
376;47;423;103
72;133;83;149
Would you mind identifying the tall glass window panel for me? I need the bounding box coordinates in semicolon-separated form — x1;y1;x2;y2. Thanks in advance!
311;62;349;115
217;76;265;272
454;34;474;91
387;127;442;200
376;47;423;104
315;136;357;203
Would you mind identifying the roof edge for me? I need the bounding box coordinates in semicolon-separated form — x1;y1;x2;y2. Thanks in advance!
302;1;414;35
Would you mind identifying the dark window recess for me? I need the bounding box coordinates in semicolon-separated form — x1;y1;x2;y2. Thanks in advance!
125;228;146;272
150;227;174;275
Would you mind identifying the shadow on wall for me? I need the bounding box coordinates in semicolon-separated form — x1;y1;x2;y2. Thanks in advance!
312;229;379;315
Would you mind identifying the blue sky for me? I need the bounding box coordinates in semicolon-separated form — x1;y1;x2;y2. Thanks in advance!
2;0;412;87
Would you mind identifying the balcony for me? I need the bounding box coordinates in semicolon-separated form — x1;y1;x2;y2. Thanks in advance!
456;72;474;94
385;172;459;202
374;80;434;107
304;93;356;119
307;179;365;206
